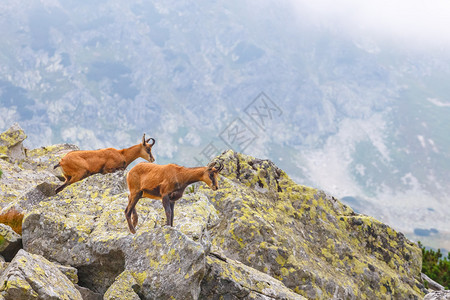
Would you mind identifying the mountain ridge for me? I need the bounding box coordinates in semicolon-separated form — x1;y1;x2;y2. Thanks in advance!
0;0;449;251
0;123;436;299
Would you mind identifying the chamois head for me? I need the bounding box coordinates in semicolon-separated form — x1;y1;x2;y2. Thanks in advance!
140;134;156;162
204;161;224;191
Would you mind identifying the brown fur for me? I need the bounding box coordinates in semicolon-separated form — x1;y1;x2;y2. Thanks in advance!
124;161;223;233
55;134;156;194
0;209;25;234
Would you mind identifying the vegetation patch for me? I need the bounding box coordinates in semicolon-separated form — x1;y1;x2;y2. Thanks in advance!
419;241;450;289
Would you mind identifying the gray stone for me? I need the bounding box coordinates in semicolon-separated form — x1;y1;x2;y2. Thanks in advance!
75;285;103;300
200;253;306;299
0;224;22;262
0;123;27;162
125;227;206;300
0;249;82;299
424;290;450;300
104;270;140;300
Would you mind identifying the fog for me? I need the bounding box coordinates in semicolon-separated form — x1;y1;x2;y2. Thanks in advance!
289;0;450;51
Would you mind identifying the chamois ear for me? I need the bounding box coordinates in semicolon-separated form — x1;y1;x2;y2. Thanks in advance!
142;134;147;145
146;138;155;146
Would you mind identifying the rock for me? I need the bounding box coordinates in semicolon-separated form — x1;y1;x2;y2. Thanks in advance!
6;143;427;299
75;285;103;300
0;224;22;261
200;150;425;299
22;172;207;297
0;141;78;234
125;227;206;300
0;134;77;210
0;123;27;162
56;264;79;285
104;270;140;300
0;180;63;234
0;256;7;275
0;249;82;299
200;253;306;299
424;290;450;300
24;143;79;177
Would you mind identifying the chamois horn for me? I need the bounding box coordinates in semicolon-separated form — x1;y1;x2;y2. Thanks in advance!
208;161;223;172
142;134;155;146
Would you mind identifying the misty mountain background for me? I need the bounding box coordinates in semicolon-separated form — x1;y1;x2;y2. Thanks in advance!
1;0;449;252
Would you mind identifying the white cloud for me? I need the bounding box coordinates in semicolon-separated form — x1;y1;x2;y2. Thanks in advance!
289;0;450;50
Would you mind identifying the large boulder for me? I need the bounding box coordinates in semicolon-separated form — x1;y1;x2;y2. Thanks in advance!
199;150;425;299
125;227;206;299
0;249;82;299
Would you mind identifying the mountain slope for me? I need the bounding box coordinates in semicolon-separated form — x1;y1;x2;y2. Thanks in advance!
0;0;449;251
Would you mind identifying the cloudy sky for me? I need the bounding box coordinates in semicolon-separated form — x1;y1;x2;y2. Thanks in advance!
289;0;450;51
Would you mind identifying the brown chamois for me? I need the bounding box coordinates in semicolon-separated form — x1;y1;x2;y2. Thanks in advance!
124;161;224;233
54;134;156;194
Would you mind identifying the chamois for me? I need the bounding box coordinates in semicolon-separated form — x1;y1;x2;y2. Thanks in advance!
124;161;224;233
54;134;156;194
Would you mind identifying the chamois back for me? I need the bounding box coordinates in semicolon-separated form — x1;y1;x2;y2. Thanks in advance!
54;134;156;194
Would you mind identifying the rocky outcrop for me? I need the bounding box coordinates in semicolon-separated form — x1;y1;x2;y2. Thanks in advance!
0;249;82;299
0;125;442;299
201;151;425;299
0;124;77;234
0;124;77;202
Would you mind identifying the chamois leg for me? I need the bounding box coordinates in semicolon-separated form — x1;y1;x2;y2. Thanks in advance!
170;202;175;227
131;208;138;229
162;195;172;226
55;176;72;194
125;191;143;233
55;171;88;194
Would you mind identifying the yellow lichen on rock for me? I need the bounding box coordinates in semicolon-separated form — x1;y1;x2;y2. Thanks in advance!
203;150;425;299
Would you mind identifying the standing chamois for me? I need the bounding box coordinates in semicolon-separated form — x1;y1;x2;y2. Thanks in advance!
54;134;156;194
124;161;224;233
